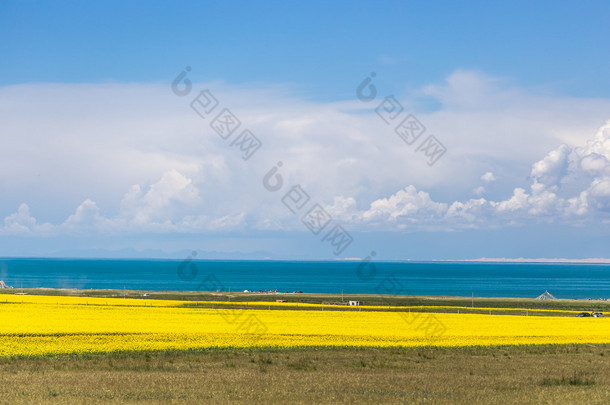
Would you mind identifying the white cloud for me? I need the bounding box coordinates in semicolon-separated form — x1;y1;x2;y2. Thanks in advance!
495;188;530;213
325;120;610;230
119;169;200;226
472;186;486;196
362;186;447;222
580;153;609;174
530;144;572;189
446;198;492;224
587;176;610;212
481;172;496;183
2;72;610;236
1;203;53;235
62;199;103;227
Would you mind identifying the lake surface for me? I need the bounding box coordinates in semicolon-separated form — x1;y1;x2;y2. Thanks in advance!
1;258;609;299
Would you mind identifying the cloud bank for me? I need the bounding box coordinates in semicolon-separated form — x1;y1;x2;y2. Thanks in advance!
2;71;610;237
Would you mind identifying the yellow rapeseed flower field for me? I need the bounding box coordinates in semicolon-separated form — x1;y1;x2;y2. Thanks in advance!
0;295;608;356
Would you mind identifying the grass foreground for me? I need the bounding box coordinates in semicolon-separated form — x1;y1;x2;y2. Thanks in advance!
0;345;609;404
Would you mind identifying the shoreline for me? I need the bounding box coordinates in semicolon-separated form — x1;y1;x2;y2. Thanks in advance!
2;287;609;311
2;256;610;264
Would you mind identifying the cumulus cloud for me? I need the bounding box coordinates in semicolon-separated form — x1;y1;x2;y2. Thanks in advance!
1;203;53;235
62;199;106;230
530;144;572;189
1;170;238;236
361;186;447;224
481;172;496;183
119;169;200;226
324;121;610;230
587;177;610;212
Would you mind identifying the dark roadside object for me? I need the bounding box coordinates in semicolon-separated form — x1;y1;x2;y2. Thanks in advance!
592;312;604;317
576;312;592;317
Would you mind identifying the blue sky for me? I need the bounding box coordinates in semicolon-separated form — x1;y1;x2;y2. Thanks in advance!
1;1;610;260
2;1;609;97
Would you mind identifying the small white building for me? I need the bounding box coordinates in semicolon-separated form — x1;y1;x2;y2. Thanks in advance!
348;300;360;306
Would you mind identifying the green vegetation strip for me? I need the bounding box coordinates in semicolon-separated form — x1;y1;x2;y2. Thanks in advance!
1;288;608;315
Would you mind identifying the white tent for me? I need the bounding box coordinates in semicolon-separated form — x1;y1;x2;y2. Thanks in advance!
536;290;556;300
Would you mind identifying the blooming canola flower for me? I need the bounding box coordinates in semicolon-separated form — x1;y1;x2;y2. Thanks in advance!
0;295;608;356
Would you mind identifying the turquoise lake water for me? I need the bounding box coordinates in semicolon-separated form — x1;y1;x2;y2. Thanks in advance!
1;258;609;299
